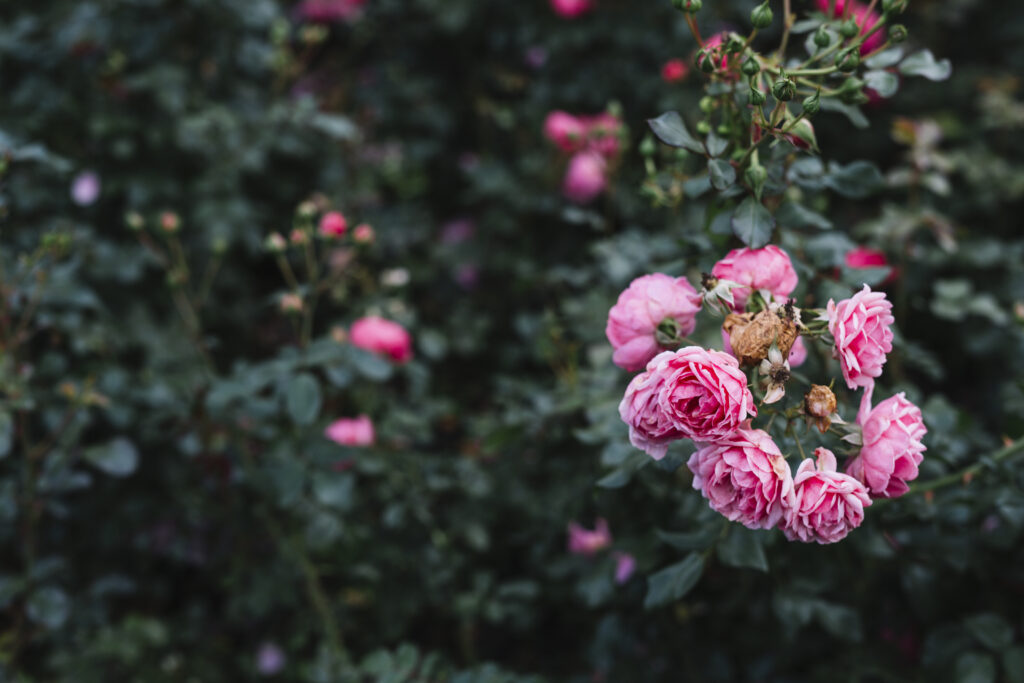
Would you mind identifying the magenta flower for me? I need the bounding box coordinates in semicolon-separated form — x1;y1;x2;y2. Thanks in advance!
350;316;412;363
815;0;885;55
687;428;794;530
544;111;588;153
562;151;607;204
711;245;798;311
782;448;872;544
568;518;612;556
654;346;756;442
606;273;702;371
618;354;687;460
614;552;636;584
296;0;366;23
846;385;927;498
826;285;894;389
550;0;594;19
318;211;347;238
71;171;101;206
324;415;375;447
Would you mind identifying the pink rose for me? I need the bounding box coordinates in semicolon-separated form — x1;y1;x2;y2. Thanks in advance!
606;273;703;371
562;151;607;204
782;448;872;544
846;385;927;498
687;428;794;530
350;316;413;363
815;0;885;54
544;111;587;153
582;112;622;159
618;353;687;460
661;58;689;83
550;0;594;18
826;285;894;389
568;518;611;556
846;246;897;284
654;346;756;442
614;552;636;584
788;336;807;367
319;211;347;238
711;245;798;311
324;415;375;446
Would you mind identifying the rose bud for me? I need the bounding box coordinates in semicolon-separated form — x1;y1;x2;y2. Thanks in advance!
804;384;838;433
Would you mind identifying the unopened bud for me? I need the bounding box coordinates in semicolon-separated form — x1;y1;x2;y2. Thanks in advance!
741;55;760;76
804;384;837;433
744;164;768;200
699;96;715;113
716;123;732;136
750;1;773;29
160;211;180;233
725;34;745;54
124;211;145;231
889;24;908;43
672;0;702;12
749;84;767;106
290;228;309;246
839;19;859;39
813;25;831;48
353;223;375;244
280;293;303;313
265;232;287;253
835;48;860;72
696;120;711;135
639;135;656;157
297;201;317;219
772;75;796;101
802;89;821;115
882;0;907;15
697;49;715;73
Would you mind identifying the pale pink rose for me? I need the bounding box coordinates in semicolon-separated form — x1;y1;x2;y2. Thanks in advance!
815;0;885;54
846;384;927;498
606;273;703;371
568;518;611;556
653;346;756;442
614;552;636;584
318;211;347;238
324;415;375;446
544;111;587;153
562;151;607;203
687;428;794;529
297;0;366;22
349;316;412;363
711;246;798;311
826;285;894;389
550;0;594;19
619;354;686;460
582;112;622;159
788;336;807;367
782;448;872;544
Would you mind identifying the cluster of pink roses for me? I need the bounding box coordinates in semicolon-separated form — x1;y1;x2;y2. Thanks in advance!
543;111;623;203
609;245;927;544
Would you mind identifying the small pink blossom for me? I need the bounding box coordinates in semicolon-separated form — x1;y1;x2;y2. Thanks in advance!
71;171;101;206
350;316;412;363
711;246;798;311
687;428;794;529
826;285;894;389
815;0;885;54
614;552;636;584
544;111;588;153
606;273;703;371
353;223;375;244
324;415;375;446
550;0;594;19
256;642;286;676
782;448;872;544
618;355;687;460
562;151;607;204
582;112;622;159
568;518;611;556
846;246;896;284
788;336;807;367
653;346;756;442
297;0;366;23
846;384;927;498
318;211;347;238
661;58;689;83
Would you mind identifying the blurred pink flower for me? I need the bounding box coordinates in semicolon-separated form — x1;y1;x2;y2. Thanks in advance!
256;642;286;675
815;0;885;54
614;552;636;584
71;171;100;206
353;223;375;244
788;336;808;367
568;518;611;556
544;111;588;153
350;316;412;363
550;0;594;18
826;285;894;390
661;58;689;83
846;384;927;498
606;273;702;371
319;211;347;238
440;218;475;244
562;151;607;203
297;0;366;22
783;448;871;544
324;415;375;447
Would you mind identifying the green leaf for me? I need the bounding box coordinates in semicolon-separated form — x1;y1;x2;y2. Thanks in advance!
708;159;736;191
644;553;704;609
731;197;775;248
900;49;952;81
716;526;768;572
776;201;832;230
825;160;883;198
26;586;70;629
352;350;394;381
0;412;11;459
647;111;705;154
83;438;138;477
1003;646;1024;683
965;613;1015;651
819;98;869;129
286;372;322;426
864;47;904;69
596;451;649;489
954;652;997;683
683;174;712;198
864;70;899;98
705;132;728;158
313;473;355;510
656;528;718;551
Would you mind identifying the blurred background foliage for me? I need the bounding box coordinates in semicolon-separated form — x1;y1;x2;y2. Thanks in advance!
0;0;1023;681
